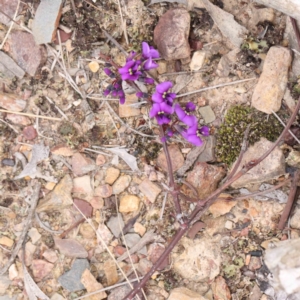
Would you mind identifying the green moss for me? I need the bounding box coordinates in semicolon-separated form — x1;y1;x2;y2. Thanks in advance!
58;123;76;136
215;106;283;165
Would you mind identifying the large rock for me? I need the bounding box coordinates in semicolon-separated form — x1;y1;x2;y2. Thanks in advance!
251;46;292;114
154;8;190;60
168;287;206;300
231;138;285;188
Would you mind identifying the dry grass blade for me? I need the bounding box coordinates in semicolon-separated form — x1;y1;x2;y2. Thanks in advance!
0;109;61;121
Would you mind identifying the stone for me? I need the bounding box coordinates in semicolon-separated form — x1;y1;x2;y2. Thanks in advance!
139;178;162;203
119;93;141;118
73;175;93;199
22;126;37;140
148;243;169;270
105;167;120;185
199;106;216;123
209;195;237;217
97;224;113;252
6;114;30;126
249;7;275;28
58;259;89;292
42;249;58;263
50;293;65;300
6;31;47;76
31;259;54;282
211;276;231;300
71;152;95;176
134;222;146;236
79;223;96;239
103;259;118;285
123;233;147;255
186;162;226;200
157;60;167;74
107;285;132;300
290;207;300;229
173;236;221;282
8;264;18;281
19;241;36;267
231;138;285;188
249;284;262;300
28;228;41;244
112;175;131;195
154;8;191;60
32;0;63;45
168;287;206;300
51;144;74;156
90;197;104;209
190;50;206;71
37;174;73;212
157;144;184;172
216;48;240;77
248;256;262;271
54;238;88;258
0;0;21;26
119;194;140;213
96;154;106;165
197;136;216;162
0;236;13;248
0;276;11;296
0;51;25;79
251;46;292;114
81;269;107;300
137;258;153;275
0;92;26;112
107;214;125;238
88;61;100;73
95;184;113;198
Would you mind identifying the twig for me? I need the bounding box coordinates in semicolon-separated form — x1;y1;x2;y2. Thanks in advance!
103;29;128;56
105;102;121;140
278;170;300;230
290;17;300;50
176;77;257;98
0;182;41;275
0;118;18;133
45;96;69;120
0;109;61;121
117;0;129;45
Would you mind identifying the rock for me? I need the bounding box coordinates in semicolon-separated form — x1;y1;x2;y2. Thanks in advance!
79;223;96;239
139;178;162;203
32;0;63;45
81;269;107;300
95;184;113;198
54;238;88;258
22;126;37;140
199;106;216;123
107;214;125;238
249;7;275;28
251;46;292;114
137;258;153;275
28;228;41;244
103;259;118;285
88;61;100;73
190;51;206;71
6;31;47;76
123;233;147;255
42;249;58;263
105;167;120;185
260;238;280;250
31;259;54;282
148;243;169;270
134;222;146;236
231;138;285;188
248;256;262;271
0;0;21;26
108;285;132;300
157;60;167;74
0;51;25;79
211;276;231;300
50;293;65;300
37;174;73;212
173;236;222;282
19;241;36;267
8;264;18;280
51;144;74;156
119;194;140;213
154;8;191;60
73;175;93;200
112;175;131;195
197;136;216;162
58;258;89;292
71;153;96;176
0;92;26;112
90;197;104;209
290;207;300;229
96;154;106;165
6;114;30;126
119;93;141;118
157;144;184;172
168;287;206;300
97;224;113;252
186;162;225;200
249;284;262;300
209;194;237;217
216;48;240;77
0;236;13;248
0;276;11;296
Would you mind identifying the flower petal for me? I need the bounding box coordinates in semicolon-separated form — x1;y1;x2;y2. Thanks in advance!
152;92;164;103
186;134;203;146
160;102;173;114
142;42;150;57
186;102;196;112
149;48;160;58
156;81;173;94
157;114;171;125
199;126;210;136
149;103;160;118
182;115;197;126
174;104;186;121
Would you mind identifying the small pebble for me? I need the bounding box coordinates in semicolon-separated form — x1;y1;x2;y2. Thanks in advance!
88;61;100;73
1;158;15;167
23;126;37;140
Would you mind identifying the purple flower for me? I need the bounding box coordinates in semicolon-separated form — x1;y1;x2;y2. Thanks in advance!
142;42;159;59
181;125;210;146
150;102;173;125
118;60;142;81
174;102;197;126
103;80;126;104
127;51;137;61
152;81;176;104
138;77;155;84
143;58;158;70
